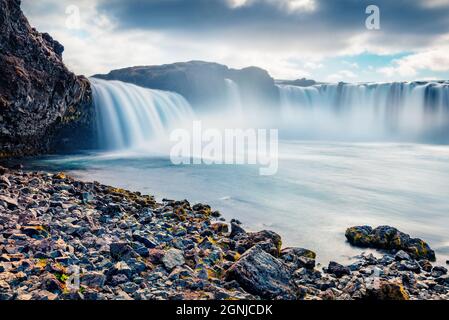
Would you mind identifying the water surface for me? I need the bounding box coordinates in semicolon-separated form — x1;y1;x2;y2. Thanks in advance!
25;141;449;265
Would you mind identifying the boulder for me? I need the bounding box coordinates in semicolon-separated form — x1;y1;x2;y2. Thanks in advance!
210;222;229;234
81;272;106;289
109;242;135;261
229;222;246;239
345;226;436;261
234;230;282;256
431;266;448;278
398;260;421;273
280;247;316;270
225;245;296;299
365;280;410;300
0;195;19;209
108;261;133;279
395;250;411;261
132;233;158;249
326;261;351;278
31;290;58;301
162;248;185;270
418;260;433;272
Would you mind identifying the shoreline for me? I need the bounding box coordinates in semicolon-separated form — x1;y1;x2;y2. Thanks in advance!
0;166;448;300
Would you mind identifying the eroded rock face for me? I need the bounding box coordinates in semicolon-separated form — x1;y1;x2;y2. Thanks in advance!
345;225;436;261
0;0;92;157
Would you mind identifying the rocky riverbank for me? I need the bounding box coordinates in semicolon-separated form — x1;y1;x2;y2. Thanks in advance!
0;166;448;300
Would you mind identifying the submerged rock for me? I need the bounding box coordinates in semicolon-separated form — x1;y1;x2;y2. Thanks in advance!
345;226;436;261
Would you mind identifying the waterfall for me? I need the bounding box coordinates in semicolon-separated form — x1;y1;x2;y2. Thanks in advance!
224;78;243;116
277;82;449;140
90;77;449;149
90;78;195;151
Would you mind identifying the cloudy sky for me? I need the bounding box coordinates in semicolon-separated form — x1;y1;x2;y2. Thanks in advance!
22;0;449;82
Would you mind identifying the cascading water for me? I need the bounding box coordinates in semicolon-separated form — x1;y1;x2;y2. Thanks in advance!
224;78;243;117
90;78;195;151
90;76;449;148
277;82;449;141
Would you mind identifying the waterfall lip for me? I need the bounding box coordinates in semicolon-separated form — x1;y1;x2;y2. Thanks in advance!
89;77;186;97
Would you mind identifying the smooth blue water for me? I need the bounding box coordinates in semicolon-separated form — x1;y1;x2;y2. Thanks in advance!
26;141;449;265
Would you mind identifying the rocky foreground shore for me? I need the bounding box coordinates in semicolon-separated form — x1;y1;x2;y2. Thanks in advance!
0;166;448;300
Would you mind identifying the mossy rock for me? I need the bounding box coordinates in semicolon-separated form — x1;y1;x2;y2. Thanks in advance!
367;281;410;300
345;226;373;247
345;225;436;261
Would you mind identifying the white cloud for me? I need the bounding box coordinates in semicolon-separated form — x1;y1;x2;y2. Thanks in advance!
378;41;449;78
343;61;359;69
227;0;249;8
421;0;449;8
227;0;316;12
284;0;316;12
21;0;449;82
304;61;324;70
326;70;357;82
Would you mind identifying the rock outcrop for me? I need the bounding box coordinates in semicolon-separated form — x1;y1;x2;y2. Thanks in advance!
93;61;279;110
277;78;318;87
0;0;92;157
345;225;436;261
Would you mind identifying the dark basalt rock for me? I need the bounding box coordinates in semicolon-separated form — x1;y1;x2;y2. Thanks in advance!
234;229;282;256
229;222;246;239
345;225;436;261
365;280;410;300
277;78;318;87
225;245;296;300
326;261;351;278
93;61;279;110
0;0;92;157
280;247;316;270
